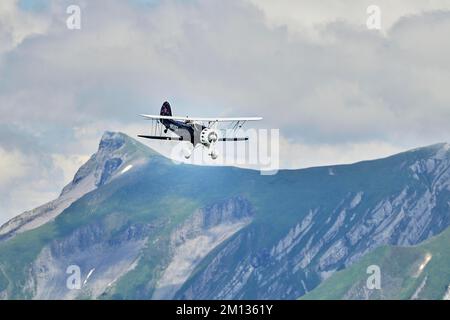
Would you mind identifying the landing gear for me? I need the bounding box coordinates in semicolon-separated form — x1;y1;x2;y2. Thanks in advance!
182;144;194;159
200;128;220;160
209;148;218;160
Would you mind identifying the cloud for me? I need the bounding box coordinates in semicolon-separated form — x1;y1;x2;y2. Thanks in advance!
1;0;450;222
51;154;90;183
0;146;87;225
0;0;50;53
2;0;450;145
0;146;58;225
278;137;403;169
0;148;28;186
247;0;450;34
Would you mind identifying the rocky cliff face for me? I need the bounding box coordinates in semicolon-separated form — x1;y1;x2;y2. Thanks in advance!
443;285;450;300
0;133;449;300
152;197;254;299
12;196;252;300
301;223;450;300
175;144;450;299
32;221;150;299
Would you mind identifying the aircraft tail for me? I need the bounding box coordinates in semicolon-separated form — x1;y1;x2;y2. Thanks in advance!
160;101;172;116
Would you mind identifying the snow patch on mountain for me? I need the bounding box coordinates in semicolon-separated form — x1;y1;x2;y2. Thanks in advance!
120;165;133;174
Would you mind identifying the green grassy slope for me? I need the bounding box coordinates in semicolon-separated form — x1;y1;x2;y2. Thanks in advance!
301;226;450;300
0;134;448;299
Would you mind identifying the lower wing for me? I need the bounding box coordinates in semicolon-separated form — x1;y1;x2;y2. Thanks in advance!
219;137;248;141
137;135;184;141
138;135;248;142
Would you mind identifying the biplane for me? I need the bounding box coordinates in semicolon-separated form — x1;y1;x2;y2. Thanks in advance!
138;101;262;159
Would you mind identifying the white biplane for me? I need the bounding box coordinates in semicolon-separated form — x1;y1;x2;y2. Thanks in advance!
138;101;262;159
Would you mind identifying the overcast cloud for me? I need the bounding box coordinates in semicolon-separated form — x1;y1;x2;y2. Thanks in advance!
1;0;450;224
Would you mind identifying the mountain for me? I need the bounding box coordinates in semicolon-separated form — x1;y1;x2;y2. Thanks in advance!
0;132;449;299
301;225;450;300
0;132;151;242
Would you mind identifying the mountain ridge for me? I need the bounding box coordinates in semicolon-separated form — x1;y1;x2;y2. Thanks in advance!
0;132;449;299
0;132;156;242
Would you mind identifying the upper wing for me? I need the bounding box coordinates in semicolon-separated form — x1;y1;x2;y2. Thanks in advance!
139;114;262;122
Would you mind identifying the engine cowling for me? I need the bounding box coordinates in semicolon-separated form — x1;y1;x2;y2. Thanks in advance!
200;128;219;146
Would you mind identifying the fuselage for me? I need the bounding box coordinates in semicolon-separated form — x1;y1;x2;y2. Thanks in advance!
161;119;204;146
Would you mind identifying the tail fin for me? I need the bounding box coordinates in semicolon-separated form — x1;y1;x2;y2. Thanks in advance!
160;101;172;116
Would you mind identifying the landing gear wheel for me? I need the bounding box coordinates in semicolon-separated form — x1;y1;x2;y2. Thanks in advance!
210;150;218;160
182;144;193;159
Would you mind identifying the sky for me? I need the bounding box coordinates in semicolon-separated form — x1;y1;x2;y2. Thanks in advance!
1;0;450;224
